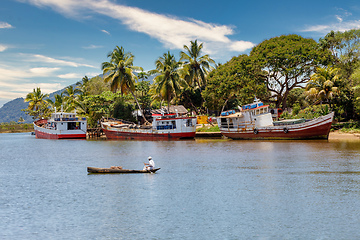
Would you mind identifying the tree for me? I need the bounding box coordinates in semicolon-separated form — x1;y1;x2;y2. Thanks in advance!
250;34;331;109
150;51;183;112
319;29;360;120
101;46;147;123
46;94;65;112
305;67;339;105
23;87;50;119
180;40;216;112
350;64;360;117
319;29;360;80
76;76;90;96
135;80;151;118
203;54;267;112
62;85;82;111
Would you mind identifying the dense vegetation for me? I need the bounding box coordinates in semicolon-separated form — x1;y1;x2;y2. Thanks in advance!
22;30;360;128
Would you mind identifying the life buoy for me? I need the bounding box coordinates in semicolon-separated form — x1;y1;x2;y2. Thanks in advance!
283;128;289;133
254;128;259;134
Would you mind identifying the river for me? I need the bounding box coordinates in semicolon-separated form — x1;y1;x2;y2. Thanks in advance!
1;133;360;239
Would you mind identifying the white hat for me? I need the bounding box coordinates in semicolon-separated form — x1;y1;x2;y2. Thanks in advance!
148;156;152;160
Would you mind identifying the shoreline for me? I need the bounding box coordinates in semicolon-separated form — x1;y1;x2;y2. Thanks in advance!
328;131;360;140
2;129;360;141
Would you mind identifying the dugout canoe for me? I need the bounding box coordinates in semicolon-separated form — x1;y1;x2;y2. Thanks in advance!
87;167;161;174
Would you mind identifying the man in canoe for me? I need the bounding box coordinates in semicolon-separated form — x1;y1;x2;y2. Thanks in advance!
143;156;155;170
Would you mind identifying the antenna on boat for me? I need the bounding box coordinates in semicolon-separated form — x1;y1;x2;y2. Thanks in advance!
61;105;63;113
54;107;57;113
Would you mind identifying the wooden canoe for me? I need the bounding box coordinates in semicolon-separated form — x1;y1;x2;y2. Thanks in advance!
87;167;160;174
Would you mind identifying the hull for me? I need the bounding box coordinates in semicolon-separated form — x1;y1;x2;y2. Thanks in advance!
87;167;161;174
102;128;196;140
220;112;334;140
34;120;86;139
101;116;197;140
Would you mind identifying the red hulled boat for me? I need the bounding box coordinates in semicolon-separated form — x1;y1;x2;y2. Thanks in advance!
33;109;87;139
217;98;334;140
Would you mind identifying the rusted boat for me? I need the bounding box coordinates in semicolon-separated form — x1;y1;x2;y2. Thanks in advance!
217;98;334;140
101;110;197;140
87;167;161;174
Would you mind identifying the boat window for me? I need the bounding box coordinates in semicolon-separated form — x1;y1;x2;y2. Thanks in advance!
67;122;80;130
186;119;192;127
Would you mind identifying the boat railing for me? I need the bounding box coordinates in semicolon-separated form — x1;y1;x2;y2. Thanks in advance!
102;117;136;125
220;121;255;130
53;117;86;122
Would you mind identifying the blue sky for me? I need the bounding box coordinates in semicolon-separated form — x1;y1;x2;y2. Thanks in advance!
1;0;360;107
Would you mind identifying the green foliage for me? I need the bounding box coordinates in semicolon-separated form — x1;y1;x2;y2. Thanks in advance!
84;76;110;95
196;125;220;132
319;29;360;79
112;98;136;122
150;51;183;112
280;104;331;120
203;54;267;112
250;34;332;108
23;87;50;120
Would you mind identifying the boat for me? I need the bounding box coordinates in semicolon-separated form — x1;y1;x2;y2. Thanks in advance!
101;107;197;140
217;98;334;140
87;167;161;174
33;108;87;139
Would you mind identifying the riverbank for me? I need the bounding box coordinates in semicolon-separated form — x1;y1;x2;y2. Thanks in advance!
329;130;360;140
0;123;33;133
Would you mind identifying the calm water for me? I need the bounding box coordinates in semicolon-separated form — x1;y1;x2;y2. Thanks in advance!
1;133;360;239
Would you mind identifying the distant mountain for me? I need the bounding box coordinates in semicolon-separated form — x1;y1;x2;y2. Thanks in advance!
0;88;66;124
0;74;155;123
0;98;32;123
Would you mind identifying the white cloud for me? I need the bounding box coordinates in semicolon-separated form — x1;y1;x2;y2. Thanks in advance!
23;54;97;68
302;20;360;33
0;44;8;52
301;11;360;34
230;41;256;52
0;81;63;96
58;73;83;79
0;66;60;81
101;29;110;35
0;22;13;29
23;0;255;54
83;44;103;49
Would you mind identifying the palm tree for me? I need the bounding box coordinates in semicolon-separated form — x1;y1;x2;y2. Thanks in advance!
305;67;339;105
46;94;65;112
76;76;90;96
180;40;216;91
62;85;82;111
150;51;183;112
24;87;49;119
101;46;147;123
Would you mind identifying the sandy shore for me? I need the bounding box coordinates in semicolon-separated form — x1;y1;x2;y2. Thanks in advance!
328;131;360;140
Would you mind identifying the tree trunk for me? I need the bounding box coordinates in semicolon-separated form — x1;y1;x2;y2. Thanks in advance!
129;88;149;124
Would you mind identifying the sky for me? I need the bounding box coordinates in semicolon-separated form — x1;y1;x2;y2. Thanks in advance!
1;0;360;107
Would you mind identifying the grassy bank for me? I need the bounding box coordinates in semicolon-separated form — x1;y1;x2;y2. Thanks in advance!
0;123;34;133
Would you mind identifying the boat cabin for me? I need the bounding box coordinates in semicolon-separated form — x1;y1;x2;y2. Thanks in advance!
43;111;87;132
218;98;273;130
152;113;195;131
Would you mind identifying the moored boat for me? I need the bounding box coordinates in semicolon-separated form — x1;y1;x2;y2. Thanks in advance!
101;107;197;140
87;167;161;174
217;98;334;140
33;108;87;139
